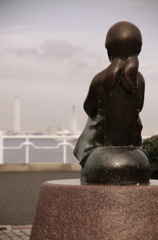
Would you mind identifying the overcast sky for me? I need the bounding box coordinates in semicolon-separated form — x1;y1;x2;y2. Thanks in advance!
0;0;158;134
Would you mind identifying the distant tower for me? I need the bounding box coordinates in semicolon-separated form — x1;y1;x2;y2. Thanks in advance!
70;106;79;133
13;97;21;134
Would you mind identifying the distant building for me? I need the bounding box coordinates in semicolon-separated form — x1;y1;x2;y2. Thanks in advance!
13;97;21;134
70;106;80;134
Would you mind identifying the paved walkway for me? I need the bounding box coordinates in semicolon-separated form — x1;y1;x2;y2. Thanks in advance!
0;226;31;240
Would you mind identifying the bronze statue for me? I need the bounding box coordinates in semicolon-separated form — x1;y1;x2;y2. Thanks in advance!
74;21;150;184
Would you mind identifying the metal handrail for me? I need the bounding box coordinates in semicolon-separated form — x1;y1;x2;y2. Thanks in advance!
0;131;150;165
0;131;79;164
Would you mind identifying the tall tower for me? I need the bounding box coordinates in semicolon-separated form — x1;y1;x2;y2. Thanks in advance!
70;105;79;134
13;97;21;134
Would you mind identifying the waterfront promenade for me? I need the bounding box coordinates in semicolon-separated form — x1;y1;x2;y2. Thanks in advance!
0;163;80;239
0;164;80;239
0;163;80;225
0;225;31;240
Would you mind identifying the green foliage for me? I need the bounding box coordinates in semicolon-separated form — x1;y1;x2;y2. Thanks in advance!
143;135;158;179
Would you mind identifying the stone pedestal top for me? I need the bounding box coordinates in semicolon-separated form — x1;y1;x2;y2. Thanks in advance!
30;179;158;240
47;178;158;186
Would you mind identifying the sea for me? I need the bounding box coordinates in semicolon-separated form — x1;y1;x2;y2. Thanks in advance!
3;138;78;164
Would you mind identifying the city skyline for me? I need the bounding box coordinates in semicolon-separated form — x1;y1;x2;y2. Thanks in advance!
2;96;158;137
5;96;80;134
0;0;158;134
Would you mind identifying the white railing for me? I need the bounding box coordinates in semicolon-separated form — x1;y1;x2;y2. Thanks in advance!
0;131;79;164
0;131;150;165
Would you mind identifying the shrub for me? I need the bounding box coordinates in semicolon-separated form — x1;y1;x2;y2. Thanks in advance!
143;135;158;179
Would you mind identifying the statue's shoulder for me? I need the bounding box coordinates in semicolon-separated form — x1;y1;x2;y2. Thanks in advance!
138;71;145;87
90;70;105;87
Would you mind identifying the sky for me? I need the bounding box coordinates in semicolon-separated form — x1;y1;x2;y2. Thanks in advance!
0;0;158;134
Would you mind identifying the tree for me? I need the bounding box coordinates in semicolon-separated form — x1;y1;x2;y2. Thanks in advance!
143;135;158;179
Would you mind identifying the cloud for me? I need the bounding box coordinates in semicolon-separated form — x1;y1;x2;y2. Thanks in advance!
81;0;158;6
69;53;107;78
39;40;83;59
6;39;83;60
0;24;36;34
140;60;158;79
7;47;38;57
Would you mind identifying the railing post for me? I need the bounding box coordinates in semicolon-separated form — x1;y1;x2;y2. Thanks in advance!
25;137;29;164
63;138;67;164
0;131;3;164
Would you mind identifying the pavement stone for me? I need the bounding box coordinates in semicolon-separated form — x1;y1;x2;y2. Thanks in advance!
0;226;31;240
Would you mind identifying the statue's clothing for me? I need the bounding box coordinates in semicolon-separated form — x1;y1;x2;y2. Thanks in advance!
74;75;144;167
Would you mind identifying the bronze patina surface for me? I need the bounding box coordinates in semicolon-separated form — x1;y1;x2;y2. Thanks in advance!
74;21;150;184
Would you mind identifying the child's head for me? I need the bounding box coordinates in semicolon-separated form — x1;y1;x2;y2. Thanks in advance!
105;21;142;60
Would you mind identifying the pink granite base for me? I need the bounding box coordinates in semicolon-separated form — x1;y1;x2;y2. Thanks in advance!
30;179;158;240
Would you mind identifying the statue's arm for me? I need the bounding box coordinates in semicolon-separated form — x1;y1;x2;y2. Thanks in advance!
83;72;103;118
137;72;145;112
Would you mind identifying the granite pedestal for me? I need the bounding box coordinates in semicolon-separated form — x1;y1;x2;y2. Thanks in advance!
30;179;158;240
